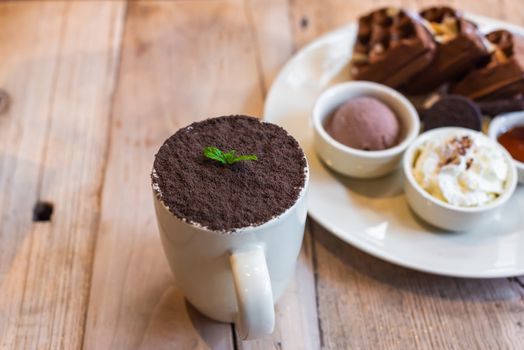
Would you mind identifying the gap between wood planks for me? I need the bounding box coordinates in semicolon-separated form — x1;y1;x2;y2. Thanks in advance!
309;220;325;349
79;2;130;349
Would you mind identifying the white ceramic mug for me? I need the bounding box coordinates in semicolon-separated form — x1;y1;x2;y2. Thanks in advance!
152;168;309;340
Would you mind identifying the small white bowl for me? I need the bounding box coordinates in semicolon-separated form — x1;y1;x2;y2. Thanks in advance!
488;111;524;184
312;81;420;178
403;127;518;232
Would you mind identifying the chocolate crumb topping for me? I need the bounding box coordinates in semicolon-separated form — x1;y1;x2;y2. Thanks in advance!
152;115;307;232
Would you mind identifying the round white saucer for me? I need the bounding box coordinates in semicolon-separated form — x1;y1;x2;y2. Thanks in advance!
264;14;524;278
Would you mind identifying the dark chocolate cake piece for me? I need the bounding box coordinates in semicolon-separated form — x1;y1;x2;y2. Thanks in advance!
350;7;436;88
402;6;489;94
450;30;524;100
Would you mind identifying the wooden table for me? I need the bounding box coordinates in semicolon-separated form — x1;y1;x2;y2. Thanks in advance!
1;1;524;349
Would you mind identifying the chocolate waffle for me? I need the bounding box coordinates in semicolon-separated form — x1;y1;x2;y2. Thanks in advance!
351;8;436;88
450;30;524;100
402;6;489;94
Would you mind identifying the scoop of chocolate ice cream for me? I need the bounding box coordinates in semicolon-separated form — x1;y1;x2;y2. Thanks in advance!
325;96;400;151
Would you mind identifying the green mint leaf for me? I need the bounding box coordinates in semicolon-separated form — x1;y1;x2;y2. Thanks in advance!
203;146;258;165
233;154;258;162
223;150;236;165
203;146;226;164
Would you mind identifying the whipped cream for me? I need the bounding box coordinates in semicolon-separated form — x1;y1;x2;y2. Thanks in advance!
413;133;508;207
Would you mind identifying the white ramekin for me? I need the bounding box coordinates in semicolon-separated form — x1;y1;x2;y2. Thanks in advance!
488;111;524;185
403;127;518;231
312;81;420;178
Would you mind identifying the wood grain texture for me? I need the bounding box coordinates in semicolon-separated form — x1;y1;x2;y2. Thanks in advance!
0;4;65;348
0;1;125;349
84;1;261;349
244;0;294;93
1;0;524;349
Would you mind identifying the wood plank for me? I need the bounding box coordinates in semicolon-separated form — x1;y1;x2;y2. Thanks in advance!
0;1;125;349
244;0;294;93
84;1;264;349
0;3;66;347
2;0;522;349
502;0;524;26
138;288;235;350
311;221;524;350
452;0;506;22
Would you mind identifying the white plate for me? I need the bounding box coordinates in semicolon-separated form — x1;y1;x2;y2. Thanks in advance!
264;14;524;278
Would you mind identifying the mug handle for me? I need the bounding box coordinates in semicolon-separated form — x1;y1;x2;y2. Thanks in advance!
230;245;274;340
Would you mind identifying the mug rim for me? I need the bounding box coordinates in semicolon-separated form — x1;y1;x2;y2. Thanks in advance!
152;160;310;236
